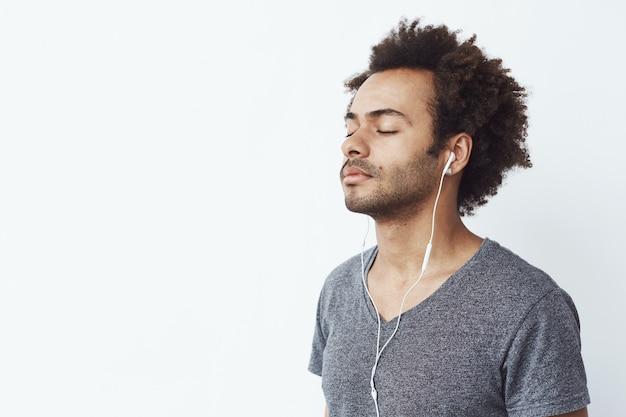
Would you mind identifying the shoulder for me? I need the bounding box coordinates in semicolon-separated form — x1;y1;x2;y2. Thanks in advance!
476;239;550;276
326;247;375;283
470;238;559;296
317;247;376;304
455;238;577;324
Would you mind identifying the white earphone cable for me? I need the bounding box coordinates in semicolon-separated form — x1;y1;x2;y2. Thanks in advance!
361;153;454;417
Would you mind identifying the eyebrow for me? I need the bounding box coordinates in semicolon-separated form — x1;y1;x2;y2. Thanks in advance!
344;108;412;124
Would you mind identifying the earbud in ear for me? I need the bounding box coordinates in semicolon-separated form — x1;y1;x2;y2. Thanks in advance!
445;152;456;175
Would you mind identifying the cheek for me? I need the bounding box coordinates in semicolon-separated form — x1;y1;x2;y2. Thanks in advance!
375;138;419;160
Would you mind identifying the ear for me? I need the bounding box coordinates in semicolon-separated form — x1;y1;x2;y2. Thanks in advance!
445;133;472;176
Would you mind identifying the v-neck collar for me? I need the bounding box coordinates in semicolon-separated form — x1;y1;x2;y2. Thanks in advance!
359;239;490;326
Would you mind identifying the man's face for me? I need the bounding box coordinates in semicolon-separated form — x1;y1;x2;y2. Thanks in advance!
340;68;440;220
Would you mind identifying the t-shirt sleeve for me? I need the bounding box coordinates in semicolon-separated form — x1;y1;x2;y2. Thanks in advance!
308;291;326;377
503;287;590;417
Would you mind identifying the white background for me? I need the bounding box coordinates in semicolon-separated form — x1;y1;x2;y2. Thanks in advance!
1;0;624;416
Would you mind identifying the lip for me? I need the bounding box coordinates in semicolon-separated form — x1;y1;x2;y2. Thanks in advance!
342;166;372;185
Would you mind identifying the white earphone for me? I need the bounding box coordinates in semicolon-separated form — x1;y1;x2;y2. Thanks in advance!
444;151;456;175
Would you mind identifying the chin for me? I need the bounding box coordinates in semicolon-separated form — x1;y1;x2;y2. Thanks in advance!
344;197;379;216
344;198;367;214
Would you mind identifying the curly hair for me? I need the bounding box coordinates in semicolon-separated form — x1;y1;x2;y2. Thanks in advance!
345;18;532;216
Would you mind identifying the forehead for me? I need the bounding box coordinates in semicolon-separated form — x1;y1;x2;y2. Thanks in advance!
349;68;435;119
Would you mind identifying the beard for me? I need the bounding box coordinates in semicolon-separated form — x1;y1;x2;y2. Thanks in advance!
342;151;439;220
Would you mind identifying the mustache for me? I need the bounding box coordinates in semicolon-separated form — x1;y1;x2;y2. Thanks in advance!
340;159;380;177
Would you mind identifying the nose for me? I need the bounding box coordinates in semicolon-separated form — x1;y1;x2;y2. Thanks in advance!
341;131;369;159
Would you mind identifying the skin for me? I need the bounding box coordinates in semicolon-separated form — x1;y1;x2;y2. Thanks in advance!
324;67;588;417
341;68;481;321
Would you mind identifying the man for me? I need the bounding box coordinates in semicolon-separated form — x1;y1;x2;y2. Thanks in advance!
309;19;590;417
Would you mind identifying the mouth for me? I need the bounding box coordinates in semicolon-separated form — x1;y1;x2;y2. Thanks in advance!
341;163;373;185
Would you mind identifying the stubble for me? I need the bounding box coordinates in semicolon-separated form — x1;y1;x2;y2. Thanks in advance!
342;152;439;221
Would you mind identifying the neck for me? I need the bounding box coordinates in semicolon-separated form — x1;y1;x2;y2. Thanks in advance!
372;200;481;279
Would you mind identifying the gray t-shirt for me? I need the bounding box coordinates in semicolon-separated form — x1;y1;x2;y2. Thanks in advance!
309;239;589;417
